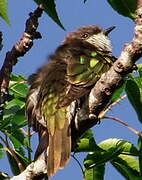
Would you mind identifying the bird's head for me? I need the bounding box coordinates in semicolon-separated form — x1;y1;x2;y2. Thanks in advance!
63;25;115;52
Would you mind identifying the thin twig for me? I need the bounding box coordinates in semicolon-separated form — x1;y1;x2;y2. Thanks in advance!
71;154;85;177
99;94;127;119
104;116;140;136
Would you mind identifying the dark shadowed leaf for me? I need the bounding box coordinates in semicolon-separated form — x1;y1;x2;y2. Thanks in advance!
34;0;65;29
0;116;11;130
7;129;27;149
107;0;136;19
6;150;27;175
84;164;105;180
6;151;21;175
112;154;141;180
137;64;142;78
138;136;142;176
0;0;10;25
11;109;27;127
125;79;142;123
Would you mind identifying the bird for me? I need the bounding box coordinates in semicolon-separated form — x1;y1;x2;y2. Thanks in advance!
26;25;115;178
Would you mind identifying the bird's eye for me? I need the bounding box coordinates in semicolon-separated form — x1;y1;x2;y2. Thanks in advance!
81;33;89;39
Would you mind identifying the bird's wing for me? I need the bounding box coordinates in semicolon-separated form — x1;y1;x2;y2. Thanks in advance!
59;52;113;108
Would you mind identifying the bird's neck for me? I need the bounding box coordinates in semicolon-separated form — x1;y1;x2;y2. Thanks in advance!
55;40;113;64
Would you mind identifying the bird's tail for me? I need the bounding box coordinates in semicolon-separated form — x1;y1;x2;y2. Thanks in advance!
47;118;71;178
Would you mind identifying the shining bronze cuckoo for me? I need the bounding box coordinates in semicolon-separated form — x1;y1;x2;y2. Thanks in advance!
26;25;115;178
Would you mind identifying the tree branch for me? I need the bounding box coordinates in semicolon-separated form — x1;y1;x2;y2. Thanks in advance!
72;2;142;142
9;1;142;179
0;5;43;103
10;154;47;180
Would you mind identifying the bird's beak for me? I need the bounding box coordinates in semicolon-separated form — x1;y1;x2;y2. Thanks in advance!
104;26;116;36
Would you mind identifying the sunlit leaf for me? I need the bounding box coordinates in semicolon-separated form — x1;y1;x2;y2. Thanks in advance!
84;164;105;180
0;0;10;25
10;84;28;98
112;154;141;180
99;138;138;156
5;99;25;110
84;139;138;168
75;130;101;152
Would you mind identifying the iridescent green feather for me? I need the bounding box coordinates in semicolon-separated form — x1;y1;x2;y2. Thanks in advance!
42;88;67;136
67;52;112;87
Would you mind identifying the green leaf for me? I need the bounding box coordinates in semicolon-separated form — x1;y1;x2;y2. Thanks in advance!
137;64;142;78
9;74;26;86
0;0;10;25
76;138;100;153
84;164;105;180
112;154;141;180
125;79;142;123
10;83;28;98
14;147;30;165
5;99;25;110
107;0;137;19
7;129;27;149
11;110;27;127
84;138;138;169
6;151;21;175
0;143;4;159
0;116;11;130
6;150;26;175
99;138;139;156
75;130;102;153
34;0;65;29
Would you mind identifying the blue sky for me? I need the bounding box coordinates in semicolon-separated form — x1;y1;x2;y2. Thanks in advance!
0;0;141;180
